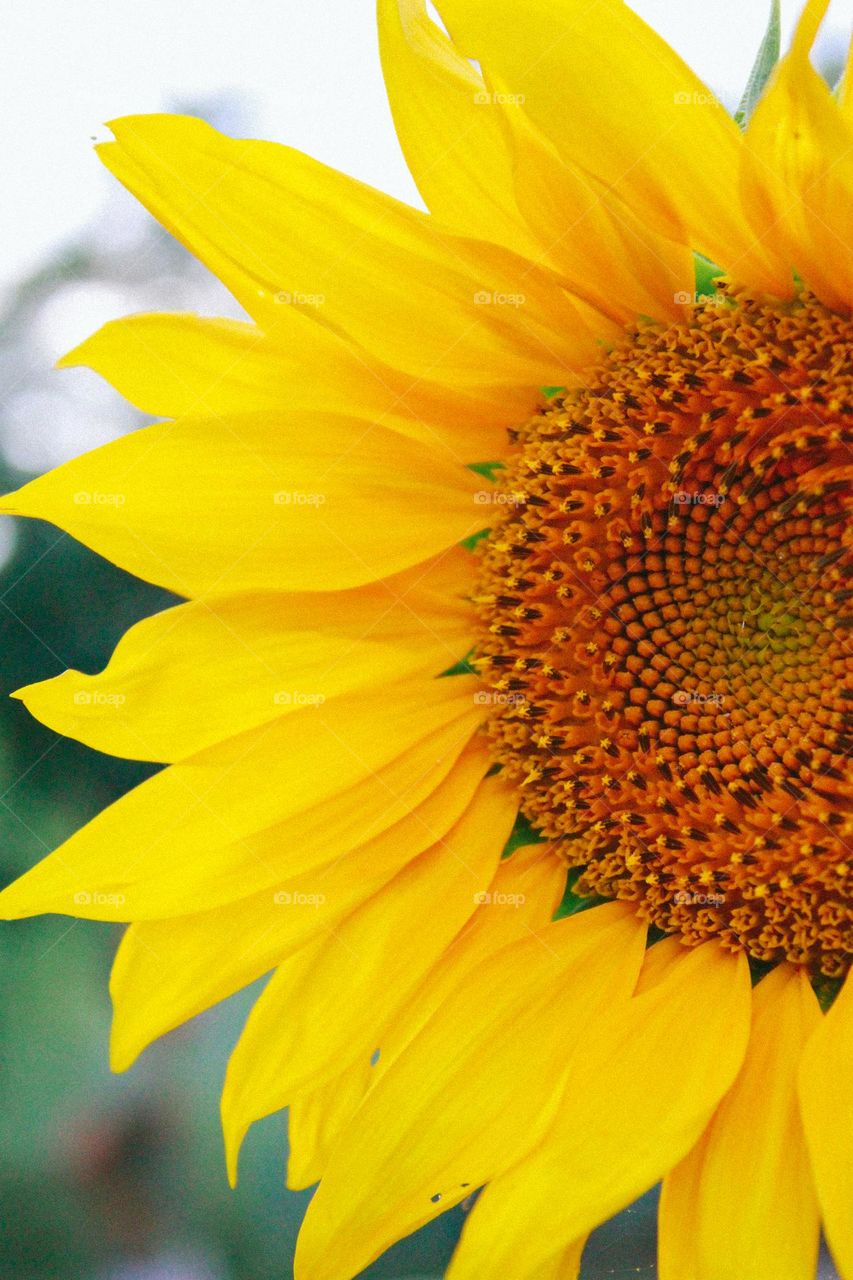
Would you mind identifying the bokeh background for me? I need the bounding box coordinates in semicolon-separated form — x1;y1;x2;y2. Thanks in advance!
0;3;849;1277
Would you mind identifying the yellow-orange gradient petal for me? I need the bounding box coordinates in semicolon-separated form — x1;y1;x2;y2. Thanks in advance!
0;677;483;921
107;736;492;1071
221;773;517;1184
659;963;821;1280
799;970;853;1279
283;842;568;1189
743;0;853;312
58;312;529;459
286;1060;372;1191
0;411;486;597
434;0;786;294
446;940;751;1280
293;903;646;1280
100;114;614;388
377;0;539;256
14;549;476;761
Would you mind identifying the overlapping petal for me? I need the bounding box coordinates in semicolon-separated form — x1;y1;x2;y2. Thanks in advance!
106;735;493;1071
0;676;484;921
798;970;853;1279
14;549;476;761
0;412;486;596
59;312;529;459
659;963;821;1280
743;0;853;311
434;0;787;294
221;772;517;1183
446;940;751;1280
293;903;646;1280
99;114;615;389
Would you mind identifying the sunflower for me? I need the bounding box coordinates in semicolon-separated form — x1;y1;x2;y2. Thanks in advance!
2;0;851;1276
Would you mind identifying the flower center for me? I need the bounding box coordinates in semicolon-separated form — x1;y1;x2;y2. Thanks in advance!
475;289;852;978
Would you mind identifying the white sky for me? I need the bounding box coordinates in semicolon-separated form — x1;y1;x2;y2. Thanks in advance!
1;0;851;291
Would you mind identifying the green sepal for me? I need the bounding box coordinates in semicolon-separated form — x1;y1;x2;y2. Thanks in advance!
439;650;477;678
466;460;505;482
459;528;490;551
552;866;607;919
734;0;781;129
501;810;544;859
813;972;844;1013
693;251;725;298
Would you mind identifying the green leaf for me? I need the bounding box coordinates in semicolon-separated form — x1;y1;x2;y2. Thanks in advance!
734;0;781;129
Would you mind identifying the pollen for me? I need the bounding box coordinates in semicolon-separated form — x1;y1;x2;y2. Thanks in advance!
475;289;852;978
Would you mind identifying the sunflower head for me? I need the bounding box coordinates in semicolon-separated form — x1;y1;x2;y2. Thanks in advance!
1;2;852;1279
476;287;851;978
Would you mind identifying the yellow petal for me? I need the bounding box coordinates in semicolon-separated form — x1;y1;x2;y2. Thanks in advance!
659;963;821;1280
799;969;853;1280
286;841;566;1188
100;113;611;387
59;312;528;460
377;0;536;255
108;735;492;1070
221;773;517;1184
377;840;568;1070
287;1060;372;1191
446;940;751;1280
1;411;485;596
743;0;853;311
435;0;785;293
14;549;476;761
0;676;483;921
506;117;694;326
293;903;646;1280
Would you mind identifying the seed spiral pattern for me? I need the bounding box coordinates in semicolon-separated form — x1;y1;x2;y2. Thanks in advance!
476;290;852;977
